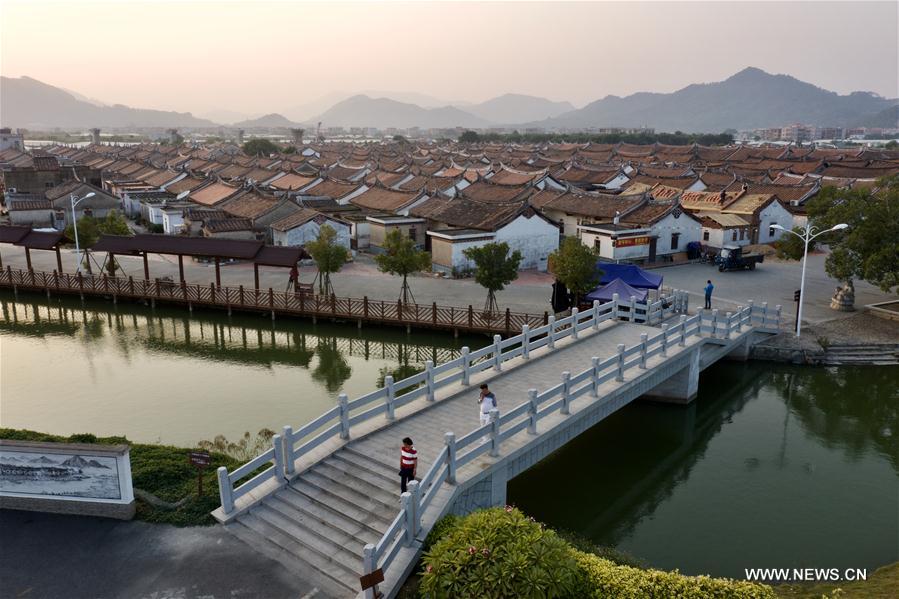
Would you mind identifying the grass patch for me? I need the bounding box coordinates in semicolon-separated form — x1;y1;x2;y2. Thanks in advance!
774;562;899;598
0;428;243;526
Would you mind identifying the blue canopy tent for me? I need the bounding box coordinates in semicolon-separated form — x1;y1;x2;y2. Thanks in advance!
595;262;663;290
585;278;648;303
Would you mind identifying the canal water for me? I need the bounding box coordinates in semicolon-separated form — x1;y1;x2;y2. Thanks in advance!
0;292;484;447
509;361;899;578
2;292;896;577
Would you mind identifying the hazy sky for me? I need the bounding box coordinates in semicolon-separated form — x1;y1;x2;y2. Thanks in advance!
2;0;897;116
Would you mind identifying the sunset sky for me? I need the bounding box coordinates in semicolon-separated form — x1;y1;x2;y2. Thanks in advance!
1;0;896;118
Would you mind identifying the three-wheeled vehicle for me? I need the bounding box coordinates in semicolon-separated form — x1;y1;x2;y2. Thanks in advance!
716;244;764;272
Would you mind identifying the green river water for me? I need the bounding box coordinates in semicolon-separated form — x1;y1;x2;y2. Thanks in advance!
1;292;896;578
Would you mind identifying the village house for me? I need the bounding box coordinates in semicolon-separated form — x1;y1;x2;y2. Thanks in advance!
201;218;255;240
530;188;645;237
350;186;428;216
221;188;300;242
367;215;429;252
182;208;229;236
412;195;559;273
698;213;752;248
8;199;54;228
270;208;352;250
44;180;120;228
578;202;702;264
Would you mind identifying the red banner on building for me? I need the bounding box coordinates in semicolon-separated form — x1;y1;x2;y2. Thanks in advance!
613;236;650;248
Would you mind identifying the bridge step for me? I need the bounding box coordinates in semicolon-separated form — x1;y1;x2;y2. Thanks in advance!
315;462;399;506
228;515;359;597
304;470;399;514
330;451;397;486
253;502;362;566
290;478;395;529
275;487;383;543
340;446;400;477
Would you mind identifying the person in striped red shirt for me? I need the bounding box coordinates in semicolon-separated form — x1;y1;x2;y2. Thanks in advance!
399;437;417;494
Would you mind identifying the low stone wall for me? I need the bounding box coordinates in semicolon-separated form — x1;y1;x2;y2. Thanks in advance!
0;439;136;520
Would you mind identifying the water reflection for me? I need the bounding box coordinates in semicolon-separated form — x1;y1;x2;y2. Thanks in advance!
509;362;899;577
770;367;899;473
0;292;485;446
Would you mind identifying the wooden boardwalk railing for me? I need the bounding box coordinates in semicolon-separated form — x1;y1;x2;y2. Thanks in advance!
0;266;550;335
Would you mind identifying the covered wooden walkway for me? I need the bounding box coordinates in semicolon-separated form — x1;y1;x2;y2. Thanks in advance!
0;266;549;335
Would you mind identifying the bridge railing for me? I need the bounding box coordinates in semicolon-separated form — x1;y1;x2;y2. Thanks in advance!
213;289;697;516
360;301;780;595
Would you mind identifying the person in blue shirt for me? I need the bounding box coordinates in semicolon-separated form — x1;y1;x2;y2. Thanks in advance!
704;280;714;309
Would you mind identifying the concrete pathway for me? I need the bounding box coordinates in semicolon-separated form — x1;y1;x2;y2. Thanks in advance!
0;509;325;599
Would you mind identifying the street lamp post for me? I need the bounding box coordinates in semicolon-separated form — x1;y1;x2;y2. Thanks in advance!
70;192;96;273
771;222;848;337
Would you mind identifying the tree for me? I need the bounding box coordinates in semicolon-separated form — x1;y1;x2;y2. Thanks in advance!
774;227;816;260
803;177;899;297
548;237;600;305
241;138;280;156
305;224;349;296
374;229;431;304
64;210;132;250
392;134;409;144
459;130;480;143
462;242;522;315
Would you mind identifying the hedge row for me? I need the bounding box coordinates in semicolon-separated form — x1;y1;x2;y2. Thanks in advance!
572;550;775;599
419;507;775;599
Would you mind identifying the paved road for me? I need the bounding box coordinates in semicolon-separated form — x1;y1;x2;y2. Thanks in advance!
0;509;322;599
1;246;892;325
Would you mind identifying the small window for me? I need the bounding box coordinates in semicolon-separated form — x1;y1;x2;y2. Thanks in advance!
732;230;738;242
594;238;601;250
408;227;416;241
739;229;745;240
703;231;710;241
768;224;776;237
670;233;680;250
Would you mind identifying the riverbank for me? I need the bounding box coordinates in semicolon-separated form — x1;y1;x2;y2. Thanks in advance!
750;311;899;365
775;562;899;598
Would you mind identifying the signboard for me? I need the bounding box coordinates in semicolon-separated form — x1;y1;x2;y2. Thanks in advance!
613;236;651;248
360;569;385;591
189;451;211;496
189;451;211;467
0;440;133;506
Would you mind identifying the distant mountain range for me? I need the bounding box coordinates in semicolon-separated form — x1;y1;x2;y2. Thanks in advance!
231;113;303;129
530;68;896;132
0;76;216;129
310;95;490;129
1;69;895;132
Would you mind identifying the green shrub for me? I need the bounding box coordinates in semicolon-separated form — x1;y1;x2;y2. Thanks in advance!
555;529;647;569
420;506;583;598
422;513;461;553
572;550;775;599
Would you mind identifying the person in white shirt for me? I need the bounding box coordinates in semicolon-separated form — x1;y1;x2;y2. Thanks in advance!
478;383;498;430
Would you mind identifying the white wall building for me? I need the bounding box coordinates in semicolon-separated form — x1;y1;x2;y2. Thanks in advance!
270;209;352;250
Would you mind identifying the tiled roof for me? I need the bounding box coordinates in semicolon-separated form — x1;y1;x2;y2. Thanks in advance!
457;180;533;203
268;173;315;191
301;178;362;199
190;182;242;206
202;218;254;233
543;192;644;220
166;176;207;194
9;199;52;211
222;191;283;220
411;195;527;231
350;187;420;212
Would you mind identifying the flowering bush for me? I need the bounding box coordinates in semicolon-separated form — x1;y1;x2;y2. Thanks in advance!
419;506;582;598
571;550;775;599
